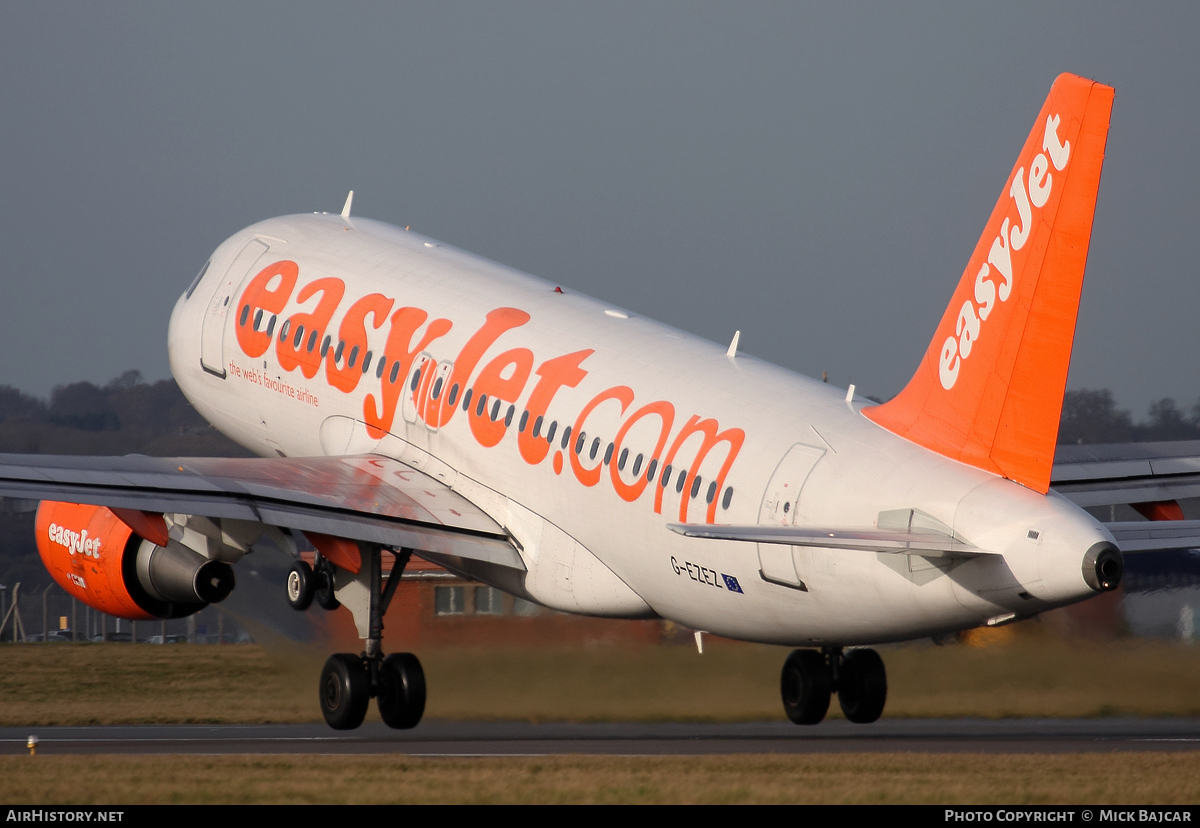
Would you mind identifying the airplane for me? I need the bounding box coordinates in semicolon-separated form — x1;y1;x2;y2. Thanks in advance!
7;72;1197;731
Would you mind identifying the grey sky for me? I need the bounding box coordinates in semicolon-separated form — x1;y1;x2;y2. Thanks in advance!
0;3;1196;417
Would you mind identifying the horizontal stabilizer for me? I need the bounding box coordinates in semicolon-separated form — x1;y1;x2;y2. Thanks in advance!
667;522;989;558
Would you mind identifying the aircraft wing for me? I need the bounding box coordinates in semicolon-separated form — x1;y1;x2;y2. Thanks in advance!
1097;520;1200;553
0;453;523;570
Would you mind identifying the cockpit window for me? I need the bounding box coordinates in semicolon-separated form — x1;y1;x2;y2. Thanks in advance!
184;260;211;300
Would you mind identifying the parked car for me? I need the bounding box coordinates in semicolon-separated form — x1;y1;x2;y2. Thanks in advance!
25;631;72;643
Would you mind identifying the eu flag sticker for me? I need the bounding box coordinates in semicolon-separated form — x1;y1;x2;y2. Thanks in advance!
722;574;743;593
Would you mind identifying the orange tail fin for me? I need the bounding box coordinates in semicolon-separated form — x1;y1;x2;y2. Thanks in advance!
864;73;1114;494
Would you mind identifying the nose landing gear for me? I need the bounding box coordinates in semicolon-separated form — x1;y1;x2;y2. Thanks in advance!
781;646;887;725
286;559;314;610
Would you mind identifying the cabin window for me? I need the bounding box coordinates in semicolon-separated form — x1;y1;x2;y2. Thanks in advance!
690;475;702;499
533;415;543;438
676;470;688;494
590;438;601;460
476;394;488;417
491;399;502;421
265;316;276;337
519;411;529;432
603;443;614;465
348;345;359;368
647;459;658;482
618;448;628;470
389;362;400;383
321;336;331;358
307;330;319;353
253;309;263;330
432;377;443;399
448;384;459;406
239;305;250;327
660;464;672;488
279;320;290;341
462;388;473;411
706;481;717;504
293;325;305;349
334;340;345;364
722;487;734;510
632;454;643;476
575;432;585;454
504;405;515;427
361;351;372;373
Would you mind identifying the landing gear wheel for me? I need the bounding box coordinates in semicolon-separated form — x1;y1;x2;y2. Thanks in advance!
377;652;426;729
314;558;340;611
320;653;369;730
286;560;314;611
781;649;831;725
836;648;887;724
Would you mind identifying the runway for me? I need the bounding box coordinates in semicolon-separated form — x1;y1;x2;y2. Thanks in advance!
2;719;1197;756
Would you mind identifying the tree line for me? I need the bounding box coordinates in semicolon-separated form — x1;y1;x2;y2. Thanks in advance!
0;370;250;458
1058;389;1200;445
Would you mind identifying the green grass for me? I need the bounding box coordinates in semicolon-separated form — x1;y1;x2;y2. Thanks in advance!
1;754;1197;804
1;625;1199;725
3;630;1198;805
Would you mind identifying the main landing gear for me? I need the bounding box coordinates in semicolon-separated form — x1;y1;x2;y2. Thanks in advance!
320;649;426;730
780;647;887;725
287;546;426;730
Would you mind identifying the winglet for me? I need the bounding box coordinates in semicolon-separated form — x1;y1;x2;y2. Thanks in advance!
341;190;354;219
864;74;1114;494
726;330;740;358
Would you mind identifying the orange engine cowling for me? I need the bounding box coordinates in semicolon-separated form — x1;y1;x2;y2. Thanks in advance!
36;501;235;620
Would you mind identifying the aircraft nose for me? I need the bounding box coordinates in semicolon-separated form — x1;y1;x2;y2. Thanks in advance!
1082;541;1123;592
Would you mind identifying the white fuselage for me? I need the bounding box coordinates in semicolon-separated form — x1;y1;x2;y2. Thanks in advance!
168;213;1113;646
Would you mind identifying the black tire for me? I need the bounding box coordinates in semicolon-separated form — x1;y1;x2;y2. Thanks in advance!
286;560;314;611
836;648;887;724
377;652;426;729
319;653;369;730
314;559;340;611
780;649;831;725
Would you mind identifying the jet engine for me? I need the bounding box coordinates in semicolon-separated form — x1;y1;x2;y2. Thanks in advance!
36;501;234;620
